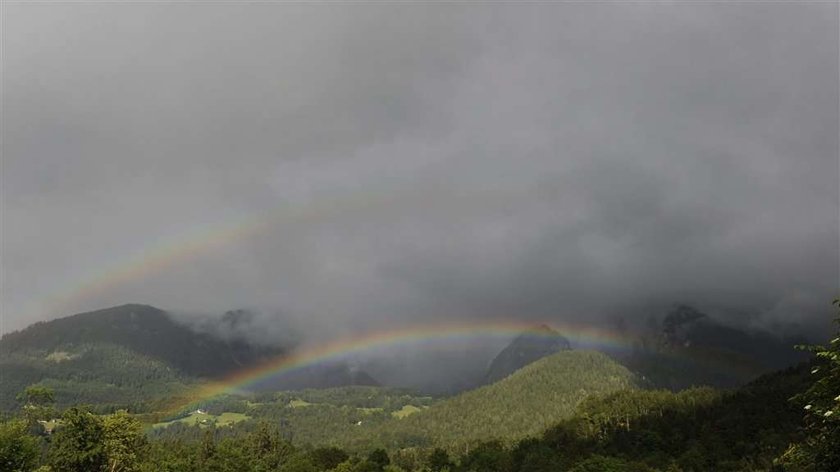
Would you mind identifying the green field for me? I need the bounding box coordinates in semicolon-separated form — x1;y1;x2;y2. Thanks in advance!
288;399;313;408
390;404;424;418
152;411;250;429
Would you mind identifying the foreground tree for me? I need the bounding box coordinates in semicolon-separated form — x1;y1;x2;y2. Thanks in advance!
457;441;512;472
310;446;350;470
355;449;390;472
778;299;840;472
17;386;57;434
801;301;840;466
0;420;40;472
102;411;146;472
427;448;452;472
49;408;107;472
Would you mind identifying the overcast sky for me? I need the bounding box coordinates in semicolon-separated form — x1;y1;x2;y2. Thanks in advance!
2;3;838;339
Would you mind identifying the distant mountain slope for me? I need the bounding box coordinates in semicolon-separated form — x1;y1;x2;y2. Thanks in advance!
484;324;572;384
661;305;806;369
627;305;809;389
364;350;635;451
255;363;380;391
0;304;281;378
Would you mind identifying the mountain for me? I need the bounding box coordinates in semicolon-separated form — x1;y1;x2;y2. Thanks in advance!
0;304;281;411
483;324;571;384
149;351;636;452
0;304;376;411
660;305;808;369
0;304;281;378
363;350;635;452
627;305;810;389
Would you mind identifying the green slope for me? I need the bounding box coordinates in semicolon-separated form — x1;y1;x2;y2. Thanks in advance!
146;351;636;452
0;343;191;412
527;363;813;471
356;350;637;452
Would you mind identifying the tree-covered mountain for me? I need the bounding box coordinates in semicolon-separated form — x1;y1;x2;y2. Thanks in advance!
0;304;281;411
149;350;636;454
483;324;572;384
3;324;833;472
357;350;636;453
0;304;379;412
0;304;282;378
512;361;815;471
137;356;821;471
0;342;191;413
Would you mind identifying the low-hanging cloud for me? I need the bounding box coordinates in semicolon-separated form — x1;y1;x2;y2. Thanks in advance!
2;3;837;342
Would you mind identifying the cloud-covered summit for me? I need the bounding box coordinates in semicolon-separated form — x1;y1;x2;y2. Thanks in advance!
2;3;837;339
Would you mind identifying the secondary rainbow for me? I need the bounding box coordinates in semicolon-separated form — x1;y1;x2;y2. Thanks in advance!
24;180;529;322
23;183;403;321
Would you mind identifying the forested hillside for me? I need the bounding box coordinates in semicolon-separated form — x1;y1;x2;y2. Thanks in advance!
148;350;637;454
372;350;635;453
2;305;835;471
0;343;191;412
0;304;282;377
0;305;284;411
2;350;832;471
483;324;571;384
0;305;388;412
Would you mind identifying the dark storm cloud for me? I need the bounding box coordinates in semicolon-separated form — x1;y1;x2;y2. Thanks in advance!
2;3;837;340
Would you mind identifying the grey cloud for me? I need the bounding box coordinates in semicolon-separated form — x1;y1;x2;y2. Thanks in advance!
2;3;837;342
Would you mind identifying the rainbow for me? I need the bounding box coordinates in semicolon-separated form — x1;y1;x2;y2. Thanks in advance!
168;319;632;413
23;178;528;323
23;183;404;322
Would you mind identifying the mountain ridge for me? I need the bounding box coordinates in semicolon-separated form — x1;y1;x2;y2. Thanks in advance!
483;324;572;384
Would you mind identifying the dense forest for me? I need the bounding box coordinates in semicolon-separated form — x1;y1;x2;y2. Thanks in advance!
1;307;839;471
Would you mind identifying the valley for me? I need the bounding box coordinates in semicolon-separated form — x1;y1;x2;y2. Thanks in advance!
2;303;837;471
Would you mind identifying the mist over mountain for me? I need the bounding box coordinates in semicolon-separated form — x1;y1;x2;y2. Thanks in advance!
2;4;838;471
623;305;810;389
0;301;813;414
174;308;300;349
3;3;837;344
253;363;380;392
